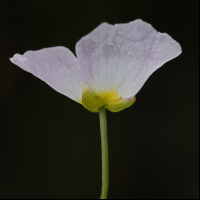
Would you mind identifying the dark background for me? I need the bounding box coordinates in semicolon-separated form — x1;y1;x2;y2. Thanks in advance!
0;0;199;199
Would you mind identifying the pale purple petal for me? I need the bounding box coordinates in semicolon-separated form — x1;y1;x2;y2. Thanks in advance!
76;19;182;98
10;47;82;102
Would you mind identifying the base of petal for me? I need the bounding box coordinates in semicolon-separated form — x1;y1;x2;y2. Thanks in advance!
82;103;99;113
105;96;136;112
81;84;136;113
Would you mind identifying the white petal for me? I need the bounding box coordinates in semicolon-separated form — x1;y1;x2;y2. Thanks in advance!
76;19;181;98
10;47;82;102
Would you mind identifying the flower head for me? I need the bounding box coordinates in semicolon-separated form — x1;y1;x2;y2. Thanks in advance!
10;19;181;112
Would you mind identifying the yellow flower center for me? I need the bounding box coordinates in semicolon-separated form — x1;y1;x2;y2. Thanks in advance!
81;84;136;113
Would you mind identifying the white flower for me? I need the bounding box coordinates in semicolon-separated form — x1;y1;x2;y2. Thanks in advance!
10;19;181;112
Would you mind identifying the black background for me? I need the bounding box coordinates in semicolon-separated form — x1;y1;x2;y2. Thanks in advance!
0;0;199;199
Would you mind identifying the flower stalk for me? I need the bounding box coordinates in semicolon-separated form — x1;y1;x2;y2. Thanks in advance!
99;105;109;199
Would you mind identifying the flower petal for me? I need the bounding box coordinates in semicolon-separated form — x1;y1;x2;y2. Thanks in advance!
76;19;182;99
10;47;82;102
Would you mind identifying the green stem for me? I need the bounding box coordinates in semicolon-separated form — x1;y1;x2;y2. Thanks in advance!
98;105;109;199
